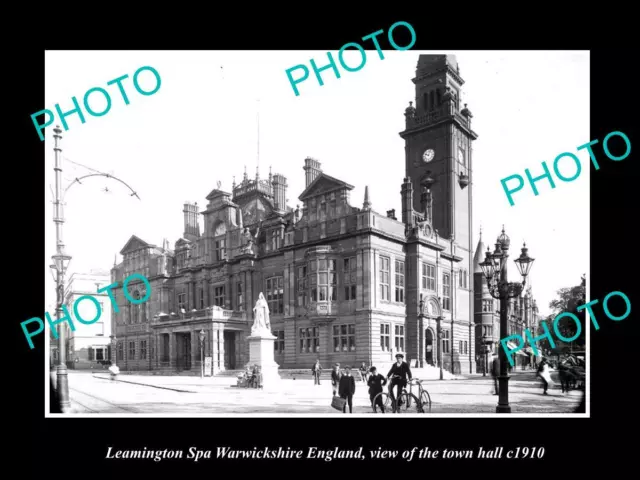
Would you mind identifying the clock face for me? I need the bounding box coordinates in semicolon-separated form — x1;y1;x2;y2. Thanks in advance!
423;149;435;163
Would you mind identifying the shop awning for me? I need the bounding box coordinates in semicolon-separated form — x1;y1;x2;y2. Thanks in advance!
507;342;529;356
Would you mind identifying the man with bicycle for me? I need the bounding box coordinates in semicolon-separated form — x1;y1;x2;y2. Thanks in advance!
387;353;412;408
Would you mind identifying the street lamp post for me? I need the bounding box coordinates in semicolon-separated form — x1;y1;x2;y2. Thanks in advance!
199;329;206;379
51;125;73;412
479;226;534;414
436;316;443;380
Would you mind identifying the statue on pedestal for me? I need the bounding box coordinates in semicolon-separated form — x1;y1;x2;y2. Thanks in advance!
251;292;271;335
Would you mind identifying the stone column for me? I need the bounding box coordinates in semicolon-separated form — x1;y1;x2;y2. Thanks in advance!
218;325;226;372
226;271;233;310
170;332;177;369
318;322;329;366
191;330;198;372
155;333;159;369
211;326;219;374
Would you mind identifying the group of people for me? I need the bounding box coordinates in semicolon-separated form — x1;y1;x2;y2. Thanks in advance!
238;364;263;389
313;353;413;413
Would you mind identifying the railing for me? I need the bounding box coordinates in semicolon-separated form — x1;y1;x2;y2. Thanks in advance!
233;179;272;200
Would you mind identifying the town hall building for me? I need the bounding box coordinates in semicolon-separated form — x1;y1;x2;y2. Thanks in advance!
108;54;480;375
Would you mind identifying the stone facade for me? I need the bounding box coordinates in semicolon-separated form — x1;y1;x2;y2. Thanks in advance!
109;54;480;375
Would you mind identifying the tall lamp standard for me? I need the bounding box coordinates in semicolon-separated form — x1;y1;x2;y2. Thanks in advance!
479;227;534;414
199;329;206;379
436;316;443;380
51;125;73;412
50;253;72;412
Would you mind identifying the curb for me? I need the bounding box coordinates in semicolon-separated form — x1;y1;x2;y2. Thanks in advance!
92;374;196;393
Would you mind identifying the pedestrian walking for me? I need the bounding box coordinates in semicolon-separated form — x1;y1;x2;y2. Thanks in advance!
331;363;341;396
537;359;552;395
491;353;500;395
359;361;369;383
367;366;387;413
338;365;356;413
312;359;323;385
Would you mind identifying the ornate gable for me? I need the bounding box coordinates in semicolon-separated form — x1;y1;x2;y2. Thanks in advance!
298;173;354;201
119;235;153;255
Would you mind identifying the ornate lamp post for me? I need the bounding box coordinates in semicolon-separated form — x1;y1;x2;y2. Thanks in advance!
199;329;206;379
50;252;72;412
436;316;443;380
479;226;535;413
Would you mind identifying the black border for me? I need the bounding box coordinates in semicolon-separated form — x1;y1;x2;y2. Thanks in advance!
12;13;637;476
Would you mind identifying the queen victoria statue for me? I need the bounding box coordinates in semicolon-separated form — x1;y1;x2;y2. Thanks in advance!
251;292;271;335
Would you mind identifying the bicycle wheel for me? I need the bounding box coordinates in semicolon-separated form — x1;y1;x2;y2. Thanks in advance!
397;392;422;414
420;390;432;413
371;392;392;413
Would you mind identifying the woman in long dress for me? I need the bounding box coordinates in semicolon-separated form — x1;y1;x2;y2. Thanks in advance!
251;292;271;333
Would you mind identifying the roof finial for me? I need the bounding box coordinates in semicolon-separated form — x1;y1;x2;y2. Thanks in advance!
479;225;482;241
363;185;372;210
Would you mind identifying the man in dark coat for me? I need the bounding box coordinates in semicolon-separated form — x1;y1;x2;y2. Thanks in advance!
368;366;387;413
387;353;412;409
331;363;341;396
338;365;356;413
491;353;500;395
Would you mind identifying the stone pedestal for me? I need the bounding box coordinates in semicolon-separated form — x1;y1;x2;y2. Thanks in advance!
246;330;281;389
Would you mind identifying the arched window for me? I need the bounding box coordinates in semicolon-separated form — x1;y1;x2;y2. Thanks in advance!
436;89;442;106
429;91;435;111
423;92;429;111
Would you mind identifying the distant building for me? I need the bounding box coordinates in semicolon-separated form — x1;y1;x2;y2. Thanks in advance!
109;54;478;375
473;232;540;372
64;271;112;369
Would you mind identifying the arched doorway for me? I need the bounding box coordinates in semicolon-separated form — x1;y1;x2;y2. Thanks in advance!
425;328;435;366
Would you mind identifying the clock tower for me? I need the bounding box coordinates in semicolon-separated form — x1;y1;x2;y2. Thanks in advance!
399;54;478;248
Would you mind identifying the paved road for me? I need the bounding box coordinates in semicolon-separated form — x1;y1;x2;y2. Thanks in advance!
63;370;583;414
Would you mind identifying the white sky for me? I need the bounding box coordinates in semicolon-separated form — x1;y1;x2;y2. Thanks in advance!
44;50;589;318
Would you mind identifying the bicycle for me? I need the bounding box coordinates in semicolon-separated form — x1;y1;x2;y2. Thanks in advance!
407;378;432;413
372;375;423;413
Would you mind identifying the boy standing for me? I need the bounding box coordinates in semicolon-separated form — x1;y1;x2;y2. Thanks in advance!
338;366;356;413
368;366;387;413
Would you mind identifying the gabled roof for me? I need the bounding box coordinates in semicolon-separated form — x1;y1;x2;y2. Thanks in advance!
298;173;354;201
119;235;154;255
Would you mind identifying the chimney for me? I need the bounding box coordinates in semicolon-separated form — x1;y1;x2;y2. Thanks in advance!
386;209;396;220
303;157;322;187
183;202;200;240
272;173;288;211
401;178;414;227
